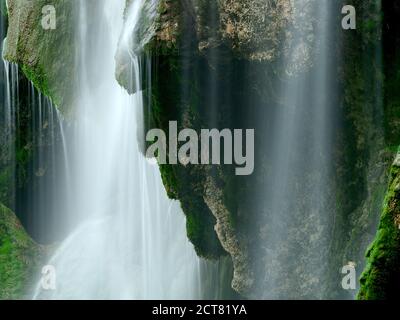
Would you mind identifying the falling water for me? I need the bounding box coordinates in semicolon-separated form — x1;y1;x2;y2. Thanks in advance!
25;83;68;243
1;50;67;243
0;61;17;209
33;0;201;299
256;0;336;299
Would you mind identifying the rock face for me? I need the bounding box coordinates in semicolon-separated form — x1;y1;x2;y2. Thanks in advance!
116;0;161;93
0;203;42;299
141;0;399;298
203;176;253;294
118;0;317;73
4;0;400;299
120;0;320;297
4;0;75;114
194;0;314;67
217;0;292;61
357;0;400;299
358;151;400;299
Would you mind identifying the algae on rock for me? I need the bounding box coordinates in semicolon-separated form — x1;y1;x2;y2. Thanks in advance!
358;151;400;300
0;203;42;299
4;0;76;114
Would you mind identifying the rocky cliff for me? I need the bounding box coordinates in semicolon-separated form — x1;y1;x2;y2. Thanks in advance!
357;0;400;300
4;0;75;114
2;0;400;299
139;0;399;298
358;152;400;299
0;203;42;299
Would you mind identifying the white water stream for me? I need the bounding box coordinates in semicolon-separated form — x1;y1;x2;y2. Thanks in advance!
33;0;201;299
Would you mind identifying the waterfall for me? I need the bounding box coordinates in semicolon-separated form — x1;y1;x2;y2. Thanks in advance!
1;51;67;243
0;61;17;210
33;0;201;299
255;0;337;299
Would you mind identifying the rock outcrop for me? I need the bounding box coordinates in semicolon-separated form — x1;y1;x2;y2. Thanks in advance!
203;176;253;295
356;0;400;299
4;0;75;114
140;0;398;298
0;203;43;299
358;150;400;299
4;0;400;299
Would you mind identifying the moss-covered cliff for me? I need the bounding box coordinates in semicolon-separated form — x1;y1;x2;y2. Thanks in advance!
4;0;75;114
137;0;259;294
357;0;400;299
320;0;392;298
0;203;42;299
136;0;325;297
358;152;400;299
3;0;400;299
140;0;399;298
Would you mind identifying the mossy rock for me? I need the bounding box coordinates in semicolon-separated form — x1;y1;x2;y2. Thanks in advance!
4;0;75;114
358;152;400;300
0;203;42;299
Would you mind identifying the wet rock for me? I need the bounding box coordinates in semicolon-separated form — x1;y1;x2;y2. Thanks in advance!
203;176;254;295
0;203;43;299
4;0;76;115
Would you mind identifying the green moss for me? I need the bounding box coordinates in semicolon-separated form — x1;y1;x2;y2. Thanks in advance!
159;164;179;199
0;203;42;299
0;167;13;207
184;193;224;259
358;155;400;300
143;0;180;56
145;46;226;259
20;64;53;104
4;0;75;114
356;2;400;299
143;0;254;261
159;163;224;259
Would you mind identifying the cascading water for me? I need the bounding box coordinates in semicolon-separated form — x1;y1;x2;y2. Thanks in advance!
0;61;17;210
0;0;391;301
32;0;202;299
1;54;67;244
254;0;337;299
23;84;67;243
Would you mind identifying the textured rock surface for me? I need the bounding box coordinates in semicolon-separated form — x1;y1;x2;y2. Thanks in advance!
356;0;400;299
116;0;162;93
4;0;75;114
217;0;292;61
194;0;315;68
121;0;317;297
4;0;399;299
358;151;400;300
144;0;180;52
142;0;397;298
0;203;42;299
203;176;253;295
134;0;317;66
